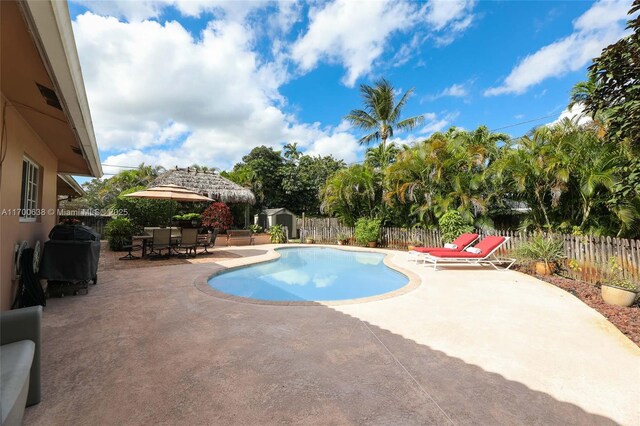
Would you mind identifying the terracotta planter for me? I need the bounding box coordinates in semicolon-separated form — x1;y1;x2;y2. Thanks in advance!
252;233;271;245
535;261;555;275
305;239;314;244
337;240;346;245
367;241;377;248
601;285;637;307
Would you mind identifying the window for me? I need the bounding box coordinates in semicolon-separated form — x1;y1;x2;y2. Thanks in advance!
20;157;39;222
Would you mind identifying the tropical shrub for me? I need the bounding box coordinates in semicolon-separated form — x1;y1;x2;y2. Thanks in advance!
105;217;135;251
114;186;176;228
515;234;565;269
439;210;474;243
605;257;638;292
267;224;287;243
248;224;263;234
202;202;233;231
354;218;381;244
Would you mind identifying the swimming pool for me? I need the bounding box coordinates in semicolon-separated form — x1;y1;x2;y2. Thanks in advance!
207;247;409;302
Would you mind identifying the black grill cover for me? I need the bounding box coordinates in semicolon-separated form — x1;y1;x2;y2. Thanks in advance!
49;225;100;241
39;240;100;281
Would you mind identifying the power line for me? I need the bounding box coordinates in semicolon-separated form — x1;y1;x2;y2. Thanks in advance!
490;113;558;132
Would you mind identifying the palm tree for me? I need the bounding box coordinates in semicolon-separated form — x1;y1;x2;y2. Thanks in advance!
345;78;424;167
283;142;301;161
364;142;400;169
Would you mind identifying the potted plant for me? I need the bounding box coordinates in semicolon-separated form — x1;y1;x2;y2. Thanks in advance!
337;232;349;245
267;224;287;244
305;237;315;244
515;234;565;275
354;218;381;248
601;257;638;307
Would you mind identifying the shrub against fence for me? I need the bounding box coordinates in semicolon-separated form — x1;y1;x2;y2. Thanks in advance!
299;227;640;285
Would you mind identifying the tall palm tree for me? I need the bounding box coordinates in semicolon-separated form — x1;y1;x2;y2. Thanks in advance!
345;78;424;167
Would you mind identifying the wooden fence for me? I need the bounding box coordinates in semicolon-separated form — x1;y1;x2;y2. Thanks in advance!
299;227;640;285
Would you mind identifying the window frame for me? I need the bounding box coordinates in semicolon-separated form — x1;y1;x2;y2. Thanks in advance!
19;157;40;223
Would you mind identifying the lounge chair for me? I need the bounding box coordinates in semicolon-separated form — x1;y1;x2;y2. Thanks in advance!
409;233;478;263
421;236;515;270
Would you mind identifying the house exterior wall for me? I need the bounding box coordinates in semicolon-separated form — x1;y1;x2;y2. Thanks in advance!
0;101;59;310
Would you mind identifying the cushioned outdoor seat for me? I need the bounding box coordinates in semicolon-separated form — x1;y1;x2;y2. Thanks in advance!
409;233;479;263
422;236;515;270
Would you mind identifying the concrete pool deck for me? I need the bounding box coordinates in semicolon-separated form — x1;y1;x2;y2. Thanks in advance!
24;244;639;425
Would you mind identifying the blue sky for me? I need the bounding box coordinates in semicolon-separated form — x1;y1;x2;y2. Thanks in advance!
67;0;635;180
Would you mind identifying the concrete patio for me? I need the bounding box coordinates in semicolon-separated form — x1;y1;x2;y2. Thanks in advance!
25;245;639;425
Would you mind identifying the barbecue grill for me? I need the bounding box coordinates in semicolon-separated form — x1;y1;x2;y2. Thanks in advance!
39;224;100;296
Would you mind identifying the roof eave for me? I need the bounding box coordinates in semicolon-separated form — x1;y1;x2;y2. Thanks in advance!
19;0;103;178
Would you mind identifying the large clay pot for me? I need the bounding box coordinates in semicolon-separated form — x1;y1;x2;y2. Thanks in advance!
367;241;377;248
601;285;637;307
535;262;555;275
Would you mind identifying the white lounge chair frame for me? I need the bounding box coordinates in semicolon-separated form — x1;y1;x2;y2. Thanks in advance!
421;237;516;271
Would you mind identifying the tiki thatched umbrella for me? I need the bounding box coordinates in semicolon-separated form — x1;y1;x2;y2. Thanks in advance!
152;168;256;205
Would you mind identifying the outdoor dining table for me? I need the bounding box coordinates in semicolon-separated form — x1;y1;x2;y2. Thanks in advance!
132;233;185;257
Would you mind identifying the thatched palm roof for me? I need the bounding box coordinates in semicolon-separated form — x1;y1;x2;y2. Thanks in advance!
152;168;256;205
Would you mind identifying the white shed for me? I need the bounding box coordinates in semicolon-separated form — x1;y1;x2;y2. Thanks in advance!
254;208;298;239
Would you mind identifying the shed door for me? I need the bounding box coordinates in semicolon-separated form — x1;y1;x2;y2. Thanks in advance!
275;214;293;238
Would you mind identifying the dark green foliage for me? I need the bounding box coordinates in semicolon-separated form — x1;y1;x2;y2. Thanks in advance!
575;1;640;150
321;165;383;226
438;211;474;243
114;186;176;228
225;145;345;217
105;217;135;251
515;234;565;268
354;218;381;244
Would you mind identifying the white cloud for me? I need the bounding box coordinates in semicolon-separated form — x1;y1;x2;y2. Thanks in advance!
73;11;365;172
291;0;476;86
485;0;634;96
419;111;460;135
291;0;417;87
72;0;266;22
425;0;475;31
428;83;469;100
550;103;592;126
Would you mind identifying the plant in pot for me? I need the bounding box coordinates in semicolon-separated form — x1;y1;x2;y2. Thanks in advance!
248;224;263;234
355;217;381;248
515;234;565;275
337;232;349;245
267;224;287;244
601;257;638;307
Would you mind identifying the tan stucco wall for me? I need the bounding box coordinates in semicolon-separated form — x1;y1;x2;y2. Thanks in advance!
0;99;59;310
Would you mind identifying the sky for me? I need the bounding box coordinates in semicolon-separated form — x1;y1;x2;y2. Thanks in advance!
66;0;636;180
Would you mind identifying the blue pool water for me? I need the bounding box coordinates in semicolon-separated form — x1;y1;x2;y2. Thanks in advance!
208;247;408;302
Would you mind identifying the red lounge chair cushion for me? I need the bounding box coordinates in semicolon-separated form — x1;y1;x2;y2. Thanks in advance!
429;236;506;258
412;233;478;253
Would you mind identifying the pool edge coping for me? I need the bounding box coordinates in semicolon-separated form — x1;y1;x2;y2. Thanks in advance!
193;244;422;306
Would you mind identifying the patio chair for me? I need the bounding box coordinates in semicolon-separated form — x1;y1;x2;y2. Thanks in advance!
409;233;478;263
149;228;171;258
421;236;515;270
198;229;218;254
119;237;142;260
177;228;198;257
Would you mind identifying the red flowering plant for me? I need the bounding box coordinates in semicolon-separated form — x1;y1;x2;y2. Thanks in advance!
201;202;233;232
60;217;81;225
